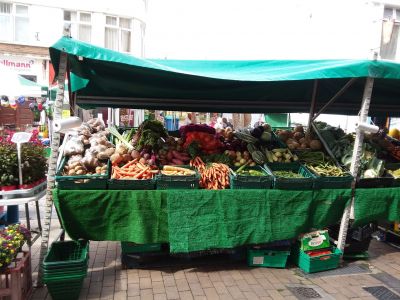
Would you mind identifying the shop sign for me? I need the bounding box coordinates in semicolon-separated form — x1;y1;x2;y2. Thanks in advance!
0;57;33;70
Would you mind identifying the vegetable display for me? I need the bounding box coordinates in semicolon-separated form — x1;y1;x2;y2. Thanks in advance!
161;166;196;176
236;169;266;176
276;126;322;151
57;116;400;190
297;151;348;177
111;159;158;180
190;157;230;189
61;118;115;177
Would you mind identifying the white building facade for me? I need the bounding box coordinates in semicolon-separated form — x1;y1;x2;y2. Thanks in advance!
0;0;147;86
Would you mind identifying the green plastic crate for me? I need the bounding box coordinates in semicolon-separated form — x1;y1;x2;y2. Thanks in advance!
108;178;156;190
297;247;342;274
266;163;315;190
247;249;290;268
121;242;162;253
56;157;109;190
156;166;199;190
46;278;84;300
230;166;273;189
43;240;89;269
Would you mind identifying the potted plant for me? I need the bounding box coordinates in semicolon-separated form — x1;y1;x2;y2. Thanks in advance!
0;142;18;191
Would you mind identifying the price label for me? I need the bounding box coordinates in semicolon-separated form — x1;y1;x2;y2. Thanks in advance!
11;132;32;144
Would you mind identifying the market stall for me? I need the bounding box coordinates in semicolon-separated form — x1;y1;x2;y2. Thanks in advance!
39;36;400;285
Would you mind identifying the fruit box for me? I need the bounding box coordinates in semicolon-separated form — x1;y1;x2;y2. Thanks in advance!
299;230;330;252
297;247;342;273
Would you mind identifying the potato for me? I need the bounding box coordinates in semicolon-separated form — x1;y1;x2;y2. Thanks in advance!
68;169;76;175
97;152;109;160
105;148;115;156
76;170;84;175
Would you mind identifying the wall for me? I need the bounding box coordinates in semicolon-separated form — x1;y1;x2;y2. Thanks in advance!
0;0;147;53
146;0;386;60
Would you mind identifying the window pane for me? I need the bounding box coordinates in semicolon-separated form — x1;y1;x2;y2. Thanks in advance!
120;18;131;29
0;3;11;14
121;30;131;52
384;8;396;19
80;13;91;23
105;27;118;50
16;5;28;15
106;16;117;26
0;15;12;40
15;16;29;42
79;24;91;42
381;23;399;59
64;10;71;21
71;11;77;22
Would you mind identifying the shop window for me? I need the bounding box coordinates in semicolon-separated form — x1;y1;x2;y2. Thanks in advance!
0;2;29;42
380;7;400;60
105;15;132;52
64;10;92;43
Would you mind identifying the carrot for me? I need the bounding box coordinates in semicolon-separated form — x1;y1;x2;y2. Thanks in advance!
134;168;150;179
121;159;138;169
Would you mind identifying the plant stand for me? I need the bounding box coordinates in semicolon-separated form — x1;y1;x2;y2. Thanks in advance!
0;251;32;300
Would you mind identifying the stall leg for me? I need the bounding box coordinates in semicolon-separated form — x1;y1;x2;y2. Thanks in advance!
6;205;19;224
337;77;374;253
36;50;68;287
35;200;42;233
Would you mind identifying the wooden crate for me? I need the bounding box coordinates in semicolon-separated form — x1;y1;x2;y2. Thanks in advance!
0;251;32;300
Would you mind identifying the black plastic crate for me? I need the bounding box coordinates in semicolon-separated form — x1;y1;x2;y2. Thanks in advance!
108;178;156;190
385;163;400;187
156;166;199;190
351;224;376;242
356;171;394;188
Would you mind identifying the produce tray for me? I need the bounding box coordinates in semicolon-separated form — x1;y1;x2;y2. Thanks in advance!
121;242;163;254
156;166;199;190
108;178;156;190
313;173;354;189
55;157;109;190
355;171;394;188
385;163;400;187
247;249;290;268
229;166;273;189
266;163;315;190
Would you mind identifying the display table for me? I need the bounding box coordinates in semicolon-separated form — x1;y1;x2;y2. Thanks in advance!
54;188;351;253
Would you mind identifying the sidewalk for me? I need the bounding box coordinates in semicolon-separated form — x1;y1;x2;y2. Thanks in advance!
22;201;400;300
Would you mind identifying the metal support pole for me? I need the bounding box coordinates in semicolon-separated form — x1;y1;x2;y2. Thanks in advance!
312;78;357;122
306;80;318;137
37;51;68;286
337;77;375;253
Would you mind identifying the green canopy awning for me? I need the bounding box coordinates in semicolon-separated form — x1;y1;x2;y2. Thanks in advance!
50;37;400;116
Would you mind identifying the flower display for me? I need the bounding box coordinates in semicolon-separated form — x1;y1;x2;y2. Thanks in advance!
0;225;30;269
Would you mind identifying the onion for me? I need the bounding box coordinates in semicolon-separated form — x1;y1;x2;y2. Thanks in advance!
143;153;150;159
131;150;140;159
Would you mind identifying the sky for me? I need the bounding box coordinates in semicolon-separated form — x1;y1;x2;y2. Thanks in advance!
145;0;382;60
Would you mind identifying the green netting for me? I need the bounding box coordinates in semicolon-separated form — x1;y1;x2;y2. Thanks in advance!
53;189;351;253
353;188;400;226
53;189;168;243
